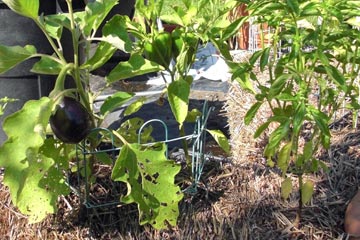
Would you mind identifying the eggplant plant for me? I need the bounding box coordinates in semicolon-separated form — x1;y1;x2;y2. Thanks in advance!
0;0;236;229
115;0;239;161
224;0;360;227
0;0;183;228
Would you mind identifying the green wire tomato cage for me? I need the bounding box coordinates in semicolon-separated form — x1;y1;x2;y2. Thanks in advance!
72;100;214;209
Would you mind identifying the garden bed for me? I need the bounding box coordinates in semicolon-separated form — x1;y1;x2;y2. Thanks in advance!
0;122;357;239
0;75;357;239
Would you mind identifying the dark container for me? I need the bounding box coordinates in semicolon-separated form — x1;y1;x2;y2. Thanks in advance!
58;0;135;65
0;1;57;143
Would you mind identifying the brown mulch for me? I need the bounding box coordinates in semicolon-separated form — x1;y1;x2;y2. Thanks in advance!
1;122;357;239
1;84;359;239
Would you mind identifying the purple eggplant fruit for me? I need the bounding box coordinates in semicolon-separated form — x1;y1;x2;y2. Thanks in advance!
50;96;93;144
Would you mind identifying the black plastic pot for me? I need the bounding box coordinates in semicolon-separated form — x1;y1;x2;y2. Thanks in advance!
57;0;135;19
58;0;135;68
0;1;57;143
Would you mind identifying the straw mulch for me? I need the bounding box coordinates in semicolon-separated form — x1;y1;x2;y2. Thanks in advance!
1;82;359;239
224;79;359;239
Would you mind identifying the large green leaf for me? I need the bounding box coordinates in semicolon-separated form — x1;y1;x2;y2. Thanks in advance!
0;45;37;74
269;74;291;99
106;54;163;82
167;79;190;126
31;56;62;75
292;102;306;135
264;119;291;158
45;14;72;32
101;15;133;52
260;47;271;71
111;143;183;229
44;18;63;41
301;180;314;205
16;138;70;223
286;0;300;15
82;0;119;36
325;65;347;91
2;0;39;19
0;98;70;222
245;102;263;125
277;141;292;174
221;17;248;42
100;91;135;115
281;177;292;199
124;96;146;116
81;42;117;71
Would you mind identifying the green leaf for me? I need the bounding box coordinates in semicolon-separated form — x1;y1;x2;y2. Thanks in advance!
287;0;300;15
167;79;190;126
260;47;271;71
292;102;306;134
249;50;263;65
250;2;284;15
182;4;197;26
0;45;37;74
185;108;202;122
310;158;319;172
235;75;256;94
81;42;117;71
101;15;133;52
269;74;291;99
301;180;314;205
281;177;292;199
31;56;62;75
124;96;146;116
206;129;230;154
111;143;183;229
211;39;232;61
300;2;319;17
276;93;297;101
278;141;292;174
309;108;330;148
0;97;69;222
106;54;163;83
221;17;248;41
117;117;153;144
303;141;313;162
0;98;53;164
254;121;271;138
264;119;291;157
17;138;70;223
144;32;173;68
245;102;262;125
100;91;135;115
82;0;119;36
95;152;113;165
44;18;63;41
325;65;347;91
45;14;72;31
3;0;39;19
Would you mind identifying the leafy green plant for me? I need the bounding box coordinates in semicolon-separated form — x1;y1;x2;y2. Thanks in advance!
0;0;234;229
224;0;360;227
0;0;177;228
117;0;236;160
